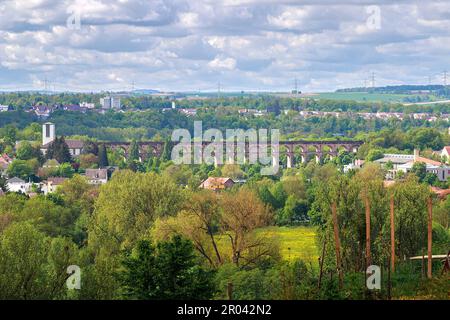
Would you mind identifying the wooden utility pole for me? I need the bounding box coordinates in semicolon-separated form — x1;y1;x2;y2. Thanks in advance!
390;195;395;272
318;235;327;289
364;194;371;266
331;202;343;288
427;197;433;279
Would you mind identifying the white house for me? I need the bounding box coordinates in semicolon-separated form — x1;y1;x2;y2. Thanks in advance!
6;177;32;193
0;105;10;112
80;102;95;109
85;168;108;185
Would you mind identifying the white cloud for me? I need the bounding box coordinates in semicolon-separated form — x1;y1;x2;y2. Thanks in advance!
208;56;237;70
0;0;449;91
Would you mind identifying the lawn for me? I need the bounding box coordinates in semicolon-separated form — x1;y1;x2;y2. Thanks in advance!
256;226;319;266
215;226;319;267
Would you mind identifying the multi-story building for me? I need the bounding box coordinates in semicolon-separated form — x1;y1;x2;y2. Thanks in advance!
100;96;121;109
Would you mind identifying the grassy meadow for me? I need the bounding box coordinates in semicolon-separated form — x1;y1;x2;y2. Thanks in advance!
216;226;319;267
256;226;319;266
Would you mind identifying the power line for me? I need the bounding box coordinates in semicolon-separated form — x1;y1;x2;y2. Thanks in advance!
43;77;49;91
443;70;448;86
217;81;221;99
371;72;376;88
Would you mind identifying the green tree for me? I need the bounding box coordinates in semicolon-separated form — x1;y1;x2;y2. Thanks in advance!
16;141;43;162
128;140;140;162
366;149;384;162
46;137;72;164
117;236;215;300
58;163;75;178
98;144;109;167
0;222;48;299
159;138;171;162
7;159;34;179
89;170;185;254
411;162;427;182
3;125;17;146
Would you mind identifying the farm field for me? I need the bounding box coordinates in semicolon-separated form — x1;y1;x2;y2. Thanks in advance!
315;92;412;103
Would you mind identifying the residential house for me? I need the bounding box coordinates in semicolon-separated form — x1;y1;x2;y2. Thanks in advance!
343;159;364;173
200;177;235;191
0;105;10;112
42;177;67;194
239;109;267;117
62;104;88;113
6;177;31;193
85;168;108;185
179;108;197;116
33;105;53;118
80;102;95;109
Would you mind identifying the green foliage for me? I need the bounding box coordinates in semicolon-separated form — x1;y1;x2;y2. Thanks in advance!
7;159;35;179
46;136;72;164
366;148;384;161
0;222;79;299
411;162;427;182
118;236;216;300
98;144;109;167
16;141;44;163
89;170;185;254
128;140;140;162
159;138;171;162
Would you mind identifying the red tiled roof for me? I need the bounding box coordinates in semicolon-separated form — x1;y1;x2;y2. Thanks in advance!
200;177;234;189
414;156;442;166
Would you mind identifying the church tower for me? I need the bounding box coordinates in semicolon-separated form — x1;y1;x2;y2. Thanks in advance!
42;122;55;145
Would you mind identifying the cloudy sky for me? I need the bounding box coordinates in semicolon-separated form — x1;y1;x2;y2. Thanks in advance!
0;0;449;92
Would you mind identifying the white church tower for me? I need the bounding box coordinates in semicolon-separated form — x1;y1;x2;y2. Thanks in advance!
42;122;55;145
